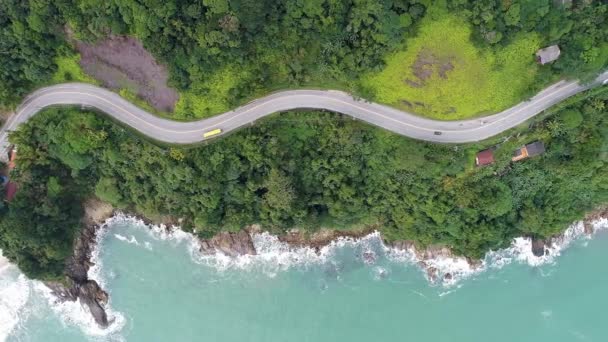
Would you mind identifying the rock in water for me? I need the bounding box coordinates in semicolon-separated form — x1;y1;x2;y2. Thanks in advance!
362;250;377;265
78;280;109;327
199;230;256;257
45;199;115;329
45;279;109;328
531;238;546;257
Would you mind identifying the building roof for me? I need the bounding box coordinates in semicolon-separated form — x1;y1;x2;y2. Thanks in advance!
512;148;525;158
525;141;545;157
536;45;561;65
476;149;495;166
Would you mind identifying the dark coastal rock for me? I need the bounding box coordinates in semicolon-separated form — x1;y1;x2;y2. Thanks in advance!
466;257;484;269
418;244;452;260
280;227;376;250
199;230;256;257
78;280;109;327
65;224;97;283
45;279;109;327
388;240;415;251
584;222;595;235
583;206;608;234
426;267;439;283
44;198;115;328
45;279;79;302
531;238;546;257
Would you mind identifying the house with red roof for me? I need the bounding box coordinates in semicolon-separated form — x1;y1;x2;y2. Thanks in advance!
475;149;495;167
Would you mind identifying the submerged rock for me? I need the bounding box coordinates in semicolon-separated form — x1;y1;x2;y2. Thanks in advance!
199;230;256;257
362;250;377;265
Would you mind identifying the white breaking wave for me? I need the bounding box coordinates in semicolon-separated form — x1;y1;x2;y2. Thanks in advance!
99;214;608;288
33;283;125;340
0;252;10;273
195;231;386;279
406;219;608;286
0;252;32;342
1;214;605;340
113;233;140;246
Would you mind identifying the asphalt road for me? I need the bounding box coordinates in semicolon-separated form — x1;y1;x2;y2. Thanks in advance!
1;70;607;162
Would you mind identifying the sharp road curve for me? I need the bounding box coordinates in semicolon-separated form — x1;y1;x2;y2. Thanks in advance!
1;71;607;161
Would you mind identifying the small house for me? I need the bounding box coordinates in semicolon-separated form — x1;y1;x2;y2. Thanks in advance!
512;141;545;162
475;149;495;166
536;45;561;65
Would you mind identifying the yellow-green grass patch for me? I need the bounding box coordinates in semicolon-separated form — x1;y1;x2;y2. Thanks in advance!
362;7;540;120
51;54;98;84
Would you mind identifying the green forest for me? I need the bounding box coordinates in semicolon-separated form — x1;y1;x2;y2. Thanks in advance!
1;88;606;280
0;0;607;280
0;0;607;118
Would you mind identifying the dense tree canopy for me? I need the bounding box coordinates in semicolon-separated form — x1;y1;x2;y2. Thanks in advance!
448;0;608;78
0;0;607;281
1;89;606;279
0;0;606;111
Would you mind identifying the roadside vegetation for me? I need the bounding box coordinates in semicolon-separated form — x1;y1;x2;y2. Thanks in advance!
0;0;607;281
51;54;98;84
1;1;606;119
1;89;606;279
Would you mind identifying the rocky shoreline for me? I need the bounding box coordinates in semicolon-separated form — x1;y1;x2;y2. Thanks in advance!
45;198;114;327
54;200;608;328
530;205;608;257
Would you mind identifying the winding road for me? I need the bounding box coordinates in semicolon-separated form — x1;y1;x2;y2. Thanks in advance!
1;71;607;162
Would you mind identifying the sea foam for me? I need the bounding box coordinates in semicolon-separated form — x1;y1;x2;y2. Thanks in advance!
97;214;608;288
0;253;31;342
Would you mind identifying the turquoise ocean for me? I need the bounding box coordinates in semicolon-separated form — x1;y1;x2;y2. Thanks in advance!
2;215;607;342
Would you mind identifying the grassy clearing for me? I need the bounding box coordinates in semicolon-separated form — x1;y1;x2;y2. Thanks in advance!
173;66;249;119
362;6;540;120
47;9;542;122
51;54;98;84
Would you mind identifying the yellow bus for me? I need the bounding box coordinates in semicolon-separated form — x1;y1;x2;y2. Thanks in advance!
203;128;222;138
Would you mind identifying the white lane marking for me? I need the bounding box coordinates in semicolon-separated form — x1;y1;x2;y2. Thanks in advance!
0;73;605;147
21;79;581;137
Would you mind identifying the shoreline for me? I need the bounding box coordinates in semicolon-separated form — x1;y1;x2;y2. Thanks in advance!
51;199;608;328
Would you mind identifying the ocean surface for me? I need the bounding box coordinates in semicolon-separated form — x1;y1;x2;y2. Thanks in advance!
2;216;608;342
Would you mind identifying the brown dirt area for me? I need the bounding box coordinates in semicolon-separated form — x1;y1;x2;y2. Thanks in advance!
405;49;454;88
75;35;179;112
83;198;114;226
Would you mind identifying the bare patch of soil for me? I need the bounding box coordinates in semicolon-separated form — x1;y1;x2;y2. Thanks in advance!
75;36;179;112
404;49;455;87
